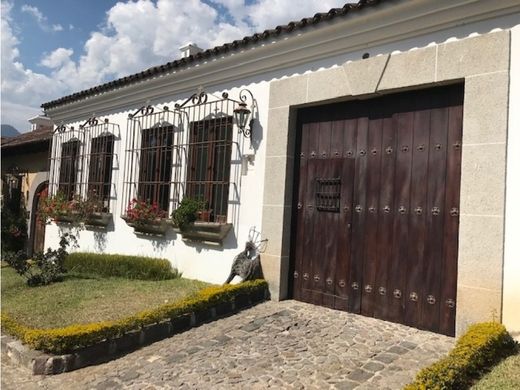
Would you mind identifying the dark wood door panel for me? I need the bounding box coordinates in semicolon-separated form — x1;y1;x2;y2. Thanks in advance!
373;115;396;322
361;116;383;318
440;104;463;336
387;111;414;324
292;84;464;336
419;103;449;332
404;106;431;328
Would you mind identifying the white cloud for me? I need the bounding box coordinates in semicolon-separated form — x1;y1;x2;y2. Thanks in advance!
40;48;74;68
0;101;40;132
2;0;346;130
212;0;347;31
1;2;61;131
20;4;45;24
21;4;64;33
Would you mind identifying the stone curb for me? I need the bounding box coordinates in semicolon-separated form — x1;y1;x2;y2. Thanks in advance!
1;288;269;375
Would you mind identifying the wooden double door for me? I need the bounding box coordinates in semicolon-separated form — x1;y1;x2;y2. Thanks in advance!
291;85;463;336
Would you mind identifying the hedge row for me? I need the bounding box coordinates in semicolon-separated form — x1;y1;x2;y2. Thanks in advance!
1;279;268;354
405;322;517;390
64;252;178;280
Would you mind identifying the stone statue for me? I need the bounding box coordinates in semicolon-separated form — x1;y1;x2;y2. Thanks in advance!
224;227;267;284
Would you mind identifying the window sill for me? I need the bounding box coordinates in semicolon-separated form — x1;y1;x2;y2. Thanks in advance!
121;216;170;237
172;222;233;245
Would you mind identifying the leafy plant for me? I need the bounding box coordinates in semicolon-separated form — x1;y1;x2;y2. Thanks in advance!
171;197;205;230
1;182;28;253
38;192;83;223
1;207;28;253
3;233;76;286
82;190;108;214
124;198;167;225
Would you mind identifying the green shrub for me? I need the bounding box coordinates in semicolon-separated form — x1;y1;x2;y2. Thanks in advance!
171;197;204;230
1;279;268;354
405;322;517;390
1;184;28;253
64;252;178;280
3;233;75;286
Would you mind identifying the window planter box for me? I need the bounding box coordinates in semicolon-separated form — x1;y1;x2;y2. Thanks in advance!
84;212;112;228
172;222;233;245
121;216;170;236
53;211;81;224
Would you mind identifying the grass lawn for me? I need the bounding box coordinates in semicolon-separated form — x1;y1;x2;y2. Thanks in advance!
1;266;210;328
472;352;520;389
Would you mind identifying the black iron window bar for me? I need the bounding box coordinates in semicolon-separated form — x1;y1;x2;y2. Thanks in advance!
122;89;254;223
49;118;119;215
49;123;85;200
123;105;182;218
79;117;120;213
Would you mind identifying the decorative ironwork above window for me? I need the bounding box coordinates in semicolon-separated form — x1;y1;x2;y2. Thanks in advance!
315;178;341;212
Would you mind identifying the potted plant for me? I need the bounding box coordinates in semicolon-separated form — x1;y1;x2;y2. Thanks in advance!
197;201;212;222
82;193;112;228
171;198;232;244
39;192;83;224
122;198;169;235
171;197;203;231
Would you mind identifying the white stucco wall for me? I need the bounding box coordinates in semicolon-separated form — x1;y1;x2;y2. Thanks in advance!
503;24;520;339
45;81;270;284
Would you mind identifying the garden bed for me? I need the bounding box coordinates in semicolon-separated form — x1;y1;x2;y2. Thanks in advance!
1;267;206;328
1;268;269;374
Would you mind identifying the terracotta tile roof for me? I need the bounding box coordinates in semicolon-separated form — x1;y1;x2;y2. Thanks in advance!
41;0;386;110
0;126;52;149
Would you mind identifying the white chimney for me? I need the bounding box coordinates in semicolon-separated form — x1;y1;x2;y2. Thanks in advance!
179;43;203;58
28;115;53;131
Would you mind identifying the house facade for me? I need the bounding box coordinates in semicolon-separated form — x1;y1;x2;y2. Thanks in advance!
41;0;520;338
1;116;52;255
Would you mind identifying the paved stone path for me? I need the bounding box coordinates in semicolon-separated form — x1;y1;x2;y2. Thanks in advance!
2;300;454;389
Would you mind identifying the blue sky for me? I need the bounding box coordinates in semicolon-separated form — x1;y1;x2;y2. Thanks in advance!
12;0;120;75
1;0;346;131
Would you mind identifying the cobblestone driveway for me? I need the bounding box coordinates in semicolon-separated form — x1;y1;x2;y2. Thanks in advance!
2;301;454;389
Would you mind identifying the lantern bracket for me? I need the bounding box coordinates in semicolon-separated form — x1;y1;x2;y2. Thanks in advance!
234;89;256;138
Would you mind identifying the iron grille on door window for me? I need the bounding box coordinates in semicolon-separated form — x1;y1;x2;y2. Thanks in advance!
87;134;114;212
186;117;233;223
315;178;341;212
58;139;80;200
138;125;174;212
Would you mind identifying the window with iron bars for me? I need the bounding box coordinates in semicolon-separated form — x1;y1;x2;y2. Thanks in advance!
49;120;118;211
186;116;233;223
87;134;114;212
137;125;174;212
58;139;80;200
122;93;243;224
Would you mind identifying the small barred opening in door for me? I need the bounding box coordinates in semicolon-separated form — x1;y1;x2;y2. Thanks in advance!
290;84;463;336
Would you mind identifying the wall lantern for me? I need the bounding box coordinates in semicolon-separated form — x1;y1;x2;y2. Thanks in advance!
6;165;27;193
233;89;255;138
7;165;26;180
